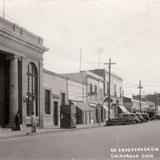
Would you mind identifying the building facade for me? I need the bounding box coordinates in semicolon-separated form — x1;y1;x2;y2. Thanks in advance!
0;17;48;128
0;16;124;129
62;71;104;124
43;70;68;128
91;69;123;120
67;79;95;125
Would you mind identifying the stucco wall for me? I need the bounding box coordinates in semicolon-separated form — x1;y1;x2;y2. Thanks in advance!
105;74;122;98
87;76;104;104
68;80;86;102
43;71;67;128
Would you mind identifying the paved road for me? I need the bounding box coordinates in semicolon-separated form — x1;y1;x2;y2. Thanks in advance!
0;120;160;160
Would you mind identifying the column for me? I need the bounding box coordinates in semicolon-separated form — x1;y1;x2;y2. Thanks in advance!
21;56;27;129
9;55;18;125
39;60;44;127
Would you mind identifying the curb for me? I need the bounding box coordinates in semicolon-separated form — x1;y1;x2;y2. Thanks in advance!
0;124;105;140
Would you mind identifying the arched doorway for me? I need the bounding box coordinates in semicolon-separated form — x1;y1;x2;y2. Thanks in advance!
27;62;38;117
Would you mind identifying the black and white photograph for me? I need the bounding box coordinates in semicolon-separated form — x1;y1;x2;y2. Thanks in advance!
0;0;160;160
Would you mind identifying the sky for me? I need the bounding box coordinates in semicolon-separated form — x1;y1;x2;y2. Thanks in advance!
2;0;160;97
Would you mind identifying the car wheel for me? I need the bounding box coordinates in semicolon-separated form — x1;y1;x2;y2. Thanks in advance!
112;121;117;126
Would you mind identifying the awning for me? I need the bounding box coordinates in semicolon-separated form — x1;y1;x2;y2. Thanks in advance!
73;101;94;112
119;105;130;114
102;103;108;111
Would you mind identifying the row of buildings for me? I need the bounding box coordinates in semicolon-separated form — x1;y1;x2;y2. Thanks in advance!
43;69;123;128
0;16;125;129
0;16;155;129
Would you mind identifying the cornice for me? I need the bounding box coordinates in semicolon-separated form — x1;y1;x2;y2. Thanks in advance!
87;74;104;82
0;27;48;54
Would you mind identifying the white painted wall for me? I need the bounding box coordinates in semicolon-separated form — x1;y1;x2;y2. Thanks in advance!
68;80;86;102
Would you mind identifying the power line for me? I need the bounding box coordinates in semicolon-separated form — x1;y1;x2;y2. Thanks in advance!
2;7;160;91
45;40;105;65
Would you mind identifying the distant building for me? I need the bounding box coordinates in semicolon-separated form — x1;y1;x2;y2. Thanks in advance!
66;76;95;125
62;71;104;123
132;99;156;117
0;15;125;129
90;69;123;119
132;99;148;112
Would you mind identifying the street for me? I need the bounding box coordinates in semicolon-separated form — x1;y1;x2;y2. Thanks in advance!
0;121;160;160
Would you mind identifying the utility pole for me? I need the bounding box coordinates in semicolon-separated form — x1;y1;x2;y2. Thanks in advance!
79;48;82;72
97;47;103;125
138;80;143;113
104;58;116;120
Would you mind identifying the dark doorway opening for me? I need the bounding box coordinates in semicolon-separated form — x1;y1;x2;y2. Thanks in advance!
54;101;58;126
0;53;10;127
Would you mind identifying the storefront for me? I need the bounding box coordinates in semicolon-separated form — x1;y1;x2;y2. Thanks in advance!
73;101;94;124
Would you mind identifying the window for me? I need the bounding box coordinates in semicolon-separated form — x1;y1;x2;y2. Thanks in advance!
27;62;38;116
114;84;117;97
94;85;97;94
100;88;103;100
90;84;93;93
45;90;51;114
94;85;97;101
120;87;122;97
61;93;66;105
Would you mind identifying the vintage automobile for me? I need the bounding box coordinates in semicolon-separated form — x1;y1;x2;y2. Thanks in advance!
106;113;140;126
151;115;160;120
136;113;146;122
105;117;130;126
141;113;149;121
129;113;141;123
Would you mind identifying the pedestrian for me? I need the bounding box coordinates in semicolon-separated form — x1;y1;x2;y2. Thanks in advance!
15;111;21;131
30;111;36;133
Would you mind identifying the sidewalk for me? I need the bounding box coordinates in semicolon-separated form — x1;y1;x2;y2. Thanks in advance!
0;123;105;140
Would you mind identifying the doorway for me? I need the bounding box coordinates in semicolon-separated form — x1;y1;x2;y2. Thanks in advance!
0;53;10;127
54;101;58;126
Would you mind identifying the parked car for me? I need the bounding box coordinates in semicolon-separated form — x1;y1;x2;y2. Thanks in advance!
129;113;141;123
106;117;130;126
141;113;149;121
134;113;145;122
106;113;139;126
151;115;160;120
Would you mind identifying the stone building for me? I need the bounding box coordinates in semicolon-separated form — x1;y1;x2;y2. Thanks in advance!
0;17;48;128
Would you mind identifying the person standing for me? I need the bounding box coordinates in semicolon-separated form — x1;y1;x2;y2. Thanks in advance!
15;111;20;130
30;111;36;132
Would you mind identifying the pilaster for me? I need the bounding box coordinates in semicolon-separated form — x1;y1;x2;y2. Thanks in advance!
21;56;27;129
39;60;44;127
9;55;19;125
